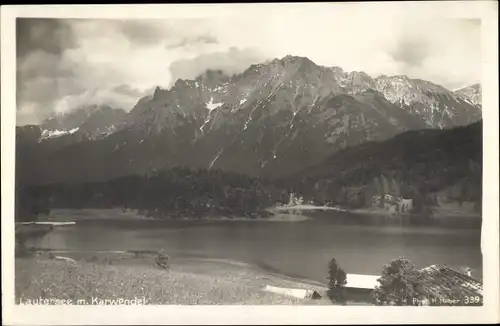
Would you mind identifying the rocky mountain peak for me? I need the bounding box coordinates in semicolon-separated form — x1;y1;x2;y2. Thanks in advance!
455;83;481;107
152;86;164;98
121;56;482;137
330;66;345;75
194;69;231;87
280;55;315;66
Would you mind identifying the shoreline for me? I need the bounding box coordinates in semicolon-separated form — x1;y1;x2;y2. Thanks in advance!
350;207;481;219
25;206;482;231
15;251;334;305
32;204;481;223
33;208;312;223
271;204;347;212
22;248;327;288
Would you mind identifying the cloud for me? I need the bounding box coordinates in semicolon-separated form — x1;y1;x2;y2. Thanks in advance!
16;19;81;124
53;86;146;115
168;47;267;84
390;38;431;68
386;19;481;89
16;16;481;125
165;34;219;50
16;18;76;58
116;20;173;45
16;18;229;125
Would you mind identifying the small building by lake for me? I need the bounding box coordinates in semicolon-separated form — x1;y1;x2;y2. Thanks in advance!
371;194;413;214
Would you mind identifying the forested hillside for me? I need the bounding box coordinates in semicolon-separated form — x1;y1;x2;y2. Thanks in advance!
16;167;290;221
286;121;482;211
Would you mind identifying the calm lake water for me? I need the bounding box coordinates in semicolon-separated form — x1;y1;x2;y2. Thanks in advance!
31;211;483;283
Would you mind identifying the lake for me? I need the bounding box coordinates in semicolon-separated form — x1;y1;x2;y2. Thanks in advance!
28;210;483;283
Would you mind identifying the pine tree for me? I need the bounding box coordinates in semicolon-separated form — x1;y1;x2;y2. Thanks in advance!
390;178;400;196
155;249;169;270
374;177;383;196
327;258;347;304
364;183;375;208
381;174;390;195
459;181;468;207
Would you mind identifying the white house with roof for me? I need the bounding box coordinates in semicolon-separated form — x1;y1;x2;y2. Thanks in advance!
346;273;380;289
263;273;379;301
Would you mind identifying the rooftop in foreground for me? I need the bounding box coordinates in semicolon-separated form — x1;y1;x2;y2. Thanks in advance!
345;264;483;305
419;264;483;300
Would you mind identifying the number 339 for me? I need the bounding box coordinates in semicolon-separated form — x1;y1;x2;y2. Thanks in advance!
464;296;481;304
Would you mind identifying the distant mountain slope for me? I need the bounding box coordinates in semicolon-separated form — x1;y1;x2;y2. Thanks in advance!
16;56;482;185
289;121;482;209
333;68;482;127
455;83;481;107
16;105;128;184
39;105;127;141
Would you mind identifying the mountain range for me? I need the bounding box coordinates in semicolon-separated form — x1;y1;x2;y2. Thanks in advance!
16;55;482;186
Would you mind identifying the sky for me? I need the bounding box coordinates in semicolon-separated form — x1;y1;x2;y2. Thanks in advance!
16;16;481;125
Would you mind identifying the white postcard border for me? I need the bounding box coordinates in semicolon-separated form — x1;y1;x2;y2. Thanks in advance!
2;2;499;324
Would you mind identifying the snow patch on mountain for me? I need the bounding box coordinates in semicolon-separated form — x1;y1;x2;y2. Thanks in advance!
97;124;119;138
209;149;224;169
243;117;252;130
39;127;79;141
206;98;223;111
200;115;212;133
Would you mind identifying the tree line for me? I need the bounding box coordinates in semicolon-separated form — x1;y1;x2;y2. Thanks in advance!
16;167;291;221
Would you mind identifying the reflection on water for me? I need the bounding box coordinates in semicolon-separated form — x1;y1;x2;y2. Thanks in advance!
30;213;482;283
